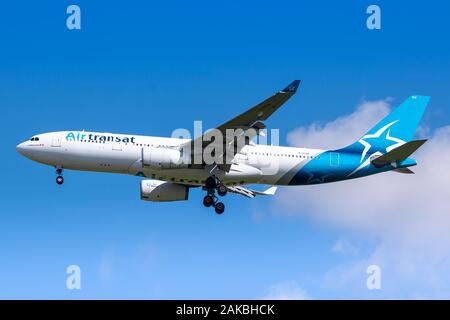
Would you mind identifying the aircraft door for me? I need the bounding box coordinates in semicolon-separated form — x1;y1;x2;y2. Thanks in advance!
51;137;61;147
329;152;340;167
112;143;122;151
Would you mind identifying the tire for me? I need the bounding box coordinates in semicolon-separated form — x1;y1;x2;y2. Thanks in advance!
56;176;64;185
215;202;225;214
205;176;217;189
203;195;214;207
217;184;227;196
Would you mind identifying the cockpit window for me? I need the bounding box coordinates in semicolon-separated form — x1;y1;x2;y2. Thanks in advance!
30;137;39;141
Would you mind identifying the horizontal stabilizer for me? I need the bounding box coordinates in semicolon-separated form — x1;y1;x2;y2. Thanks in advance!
371;139;427;166
393;167;415;174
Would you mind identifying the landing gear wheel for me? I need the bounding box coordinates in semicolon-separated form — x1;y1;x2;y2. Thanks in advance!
217;184;227;197
56;176;64;185
203;195;214;207
214;202;225;214
205;176;217;189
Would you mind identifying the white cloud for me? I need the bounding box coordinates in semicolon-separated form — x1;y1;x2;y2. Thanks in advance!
275;99;450;298
331;238;360;256
287;99;391;150
262;281;310;300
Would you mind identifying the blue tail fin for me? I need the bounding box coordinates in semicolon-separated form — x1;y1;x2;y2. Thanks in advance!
338;95;430;157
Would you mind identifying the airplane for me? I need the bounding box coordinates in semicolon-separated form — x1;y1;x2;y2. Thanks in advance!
16;80;430;214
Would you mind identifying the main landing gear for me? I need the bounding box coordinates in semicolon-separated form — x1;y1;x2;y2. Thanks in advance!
203;176;227;214
55;167;64;185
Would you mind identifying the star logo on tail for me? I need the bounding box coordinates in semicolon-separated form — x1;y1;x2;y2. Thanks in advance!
348;120;406;177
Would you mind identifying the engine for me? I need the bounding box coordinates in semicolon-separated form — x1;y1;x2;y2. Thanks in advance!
141;147;187;169
140;179;189;202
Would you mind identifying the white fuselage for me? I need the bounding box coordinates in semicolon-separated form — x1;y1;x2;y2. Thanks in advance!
16;131;325;186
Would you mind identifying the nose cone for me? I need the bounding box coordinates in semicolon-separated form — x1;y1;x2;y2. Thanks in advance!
16;142;28;156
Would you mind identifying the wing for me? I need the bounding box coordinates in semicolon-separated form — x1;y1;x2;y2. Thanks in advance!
183;80;301;171
226;185;278;198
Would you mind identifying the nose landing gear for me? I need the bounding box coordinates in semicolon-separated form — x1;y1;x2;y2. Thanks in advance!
203;176;227;214
55;167;64;185
56;176;64;185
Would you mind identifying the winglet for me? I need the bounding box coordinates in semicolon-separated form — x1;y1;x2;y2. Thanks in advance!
280;80;301;93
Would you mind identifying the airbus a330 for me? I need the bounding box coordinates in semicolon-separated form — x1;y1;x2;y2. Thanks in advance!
16;81;429;214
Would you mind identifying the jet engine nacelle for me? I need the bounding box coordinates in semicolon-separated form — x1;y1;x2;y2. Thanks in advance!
142;147;187;169
140;179;189;202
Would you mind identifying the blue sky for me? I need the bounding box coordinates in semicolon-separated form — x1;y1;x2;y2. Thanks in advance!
0;0;449;299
